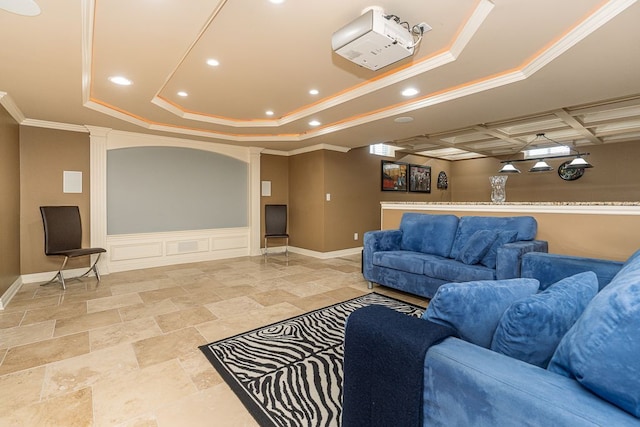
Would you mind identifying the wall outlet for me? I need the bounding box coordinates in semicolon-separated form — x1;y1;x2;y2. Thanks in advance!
354;232;358;240
326;193;331;201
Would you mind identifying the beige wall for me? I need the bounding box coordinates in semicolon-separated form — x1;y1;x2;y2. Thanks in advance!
20;127;91;274
323;148;379;251
0;105;21;294
288;150;326;252
9;129;638;279
260;154;289;247
261;147;453;253
451;140;640;202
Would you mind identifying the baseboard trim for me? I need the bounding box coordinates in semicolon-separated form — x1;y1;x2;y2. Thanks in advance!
0;276;23;310
287;246;363;259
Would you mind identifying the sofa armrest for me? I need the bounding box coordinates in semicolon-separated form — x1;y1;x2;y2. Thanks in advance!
424;338;639;426
495;239;548;280
521;252;623;290
342;305;455;427
363;229;402;252
362;230;402;281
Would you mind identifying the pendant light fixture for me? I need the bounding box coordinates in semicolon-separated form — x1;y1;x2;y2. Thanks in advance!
499;133;594;174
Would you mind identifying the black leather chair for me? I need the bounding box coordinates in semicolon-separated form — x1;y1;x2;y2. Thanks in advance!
264;204;289;256
40;206;106;289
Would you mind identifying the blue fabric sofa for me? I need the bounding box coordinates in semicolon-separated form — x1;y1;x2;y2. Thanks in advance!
363;213;548;298
343;250;640;426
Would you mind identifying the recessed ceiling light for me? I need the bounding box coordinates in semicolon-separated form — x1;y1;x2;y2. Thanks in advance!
265;110;274;116
177;91;188;97
309;120;321;126
309;89;319;95
394;116;414;123
206;58;220;67
108;76;132;86
0;0;40;16
269;0;285;4
401;88;419;97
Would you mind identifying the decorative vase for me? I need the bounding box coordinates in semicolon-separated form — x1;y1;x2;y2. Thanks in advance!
489;175;508;203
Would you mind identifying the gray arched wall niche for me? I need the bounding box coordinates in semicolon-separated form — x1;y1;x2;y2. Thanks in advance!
107;146;248;234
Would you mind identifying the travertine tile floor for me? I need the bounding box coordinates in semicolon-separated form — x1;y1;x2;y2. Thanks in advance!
0;253;428;426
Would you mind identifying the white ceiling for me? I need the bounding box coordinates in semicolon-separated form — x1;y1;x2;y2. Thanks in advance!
1;0;639;159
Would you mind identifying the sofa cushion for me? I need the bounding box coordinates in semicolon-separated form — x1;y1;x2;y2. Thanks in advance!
548;256;640;417
491;271;598;368
372;251;443;275
399;213;459;257
423;278;539;348
449;216;537;260
422;258;496;283
456;230;498;265
480;230;518;269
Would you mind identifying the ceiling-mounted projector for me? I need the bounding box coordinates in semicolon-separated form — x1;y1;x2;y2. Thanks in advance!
331;9;417;71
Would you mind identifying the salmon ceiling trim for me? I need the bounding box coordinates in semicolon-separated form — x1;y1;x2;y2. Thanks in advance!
80;0;636;143
149;0;495;127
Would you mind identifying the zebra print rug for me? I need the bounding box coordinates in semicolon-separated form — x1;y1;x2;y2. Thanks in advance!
199;292;424;427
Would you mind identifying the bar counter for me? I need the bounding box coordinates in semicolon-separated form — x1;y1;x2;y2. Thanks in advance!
380;202;640;261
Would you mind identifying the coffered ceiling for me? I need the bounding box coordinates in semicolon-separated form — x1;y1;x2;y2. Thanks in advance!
1;0;639;158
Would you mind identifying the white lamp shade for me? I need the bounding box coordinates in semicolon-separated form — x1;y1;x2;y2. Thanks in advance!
529;160;553;172
499;163;521;173
566;156;593;169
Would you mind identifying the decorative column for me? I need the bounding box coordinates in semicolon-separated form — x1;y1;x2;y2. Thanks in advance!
86;125;111;274
249;147;263;256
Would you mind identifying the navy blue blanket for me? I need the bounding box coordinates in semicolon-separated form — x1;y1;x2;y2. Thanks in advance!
342;305;456;427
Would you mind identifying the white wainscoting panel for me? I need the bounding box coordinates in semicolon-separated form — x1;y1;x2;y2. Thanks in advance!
107;227;250;272
211;234;248;251
110;242;164;261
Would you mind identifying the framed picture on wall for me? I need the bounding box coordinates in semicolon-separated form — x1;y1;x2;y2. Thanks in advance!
381;161;408;191
409;165;431;193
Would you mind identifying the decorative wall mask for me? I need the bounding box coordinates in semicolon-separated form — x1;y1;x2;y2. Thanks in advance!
437;171;448;189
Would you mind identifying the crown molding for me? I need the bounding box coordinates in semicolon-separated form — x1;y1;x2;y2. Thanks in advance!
0;91;26;123
262;144;351;157
21;119;89;133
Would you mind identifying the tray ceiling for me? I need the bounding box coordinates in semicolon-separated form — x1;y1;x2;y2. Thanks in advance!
1;0;639;158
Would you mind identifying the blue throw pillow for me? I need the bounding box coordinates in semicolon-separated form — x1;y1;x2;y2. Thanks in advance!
455;230;498;265
491;271;598;368
423;278;539;348
480;230;518;269
548;259;640;417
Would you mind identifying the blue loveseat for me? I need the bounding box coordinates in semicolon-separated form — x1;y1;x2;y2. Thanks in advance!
363;213;548;298
343;250;640;426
